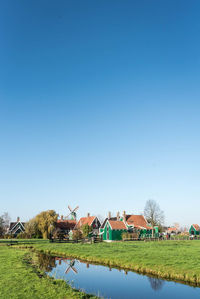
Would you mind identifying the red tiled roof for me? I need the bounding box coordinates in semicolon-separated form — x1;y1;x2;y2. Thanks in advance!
109;220;127;230
101;217;117;229
192;224;200;231
76;216;96;228
125;215;151;229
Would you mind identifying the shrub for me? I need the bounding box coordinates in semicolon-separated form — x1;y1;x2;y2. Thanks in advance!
72;229;83;240
122;232;139;240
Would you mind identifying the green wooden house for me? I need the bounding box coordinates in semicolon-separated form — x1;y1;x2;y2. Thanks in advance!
189;224;200;236
123;213;158;238
100;212;159;241
99;218;127;241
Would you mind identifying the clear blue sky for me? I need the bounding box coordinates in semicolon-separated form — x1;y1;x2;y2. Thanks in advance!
1;0;200;227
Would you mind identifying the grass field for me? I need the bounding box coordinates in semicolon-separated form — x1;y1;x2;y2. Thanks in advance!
1;239;200;298
0;244;96;299
28;239;200;285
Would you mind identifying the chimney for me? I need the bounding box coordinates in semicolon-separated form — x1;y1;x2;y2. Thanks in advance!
123;211;126;221
87;212;90;218
61;215;64;221
117;212;120;221
108;211;111;220
17;217;20;222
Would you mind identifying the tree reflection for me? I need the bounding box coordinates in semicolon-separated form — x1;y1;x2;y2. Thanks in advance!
37;253;56;272
148;277;165;291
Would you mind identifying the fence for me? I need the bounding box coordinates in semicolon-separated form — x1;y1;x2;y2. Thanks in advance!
0;240;18;245
50;236;103;244
123;235;200;242
123;237;160;242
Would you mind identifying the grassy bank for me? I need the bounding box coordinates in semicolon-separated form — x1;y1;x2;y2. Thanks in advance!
0;245;96;299
28;239;200;285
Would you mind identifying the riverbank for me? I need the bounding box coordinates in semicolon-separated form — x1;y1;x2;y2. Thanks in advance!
29;239;200;285
0;245;96;299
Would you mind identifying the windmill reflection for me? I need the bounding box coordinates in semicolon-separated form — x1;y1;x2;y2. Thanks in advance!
64;259;78;274
148;277;165;291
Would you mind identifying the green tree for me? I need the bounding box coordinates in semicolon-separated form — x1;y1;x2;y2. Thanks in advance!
81;224;92;238
25;217;41;238
35;210;58;239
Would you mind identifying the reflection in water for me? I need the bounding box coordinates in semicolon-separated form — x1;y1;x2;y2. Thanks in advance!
37;253;200;299
37;254;164;291
37;253;56;272
148;277;165;291
65;259;78;274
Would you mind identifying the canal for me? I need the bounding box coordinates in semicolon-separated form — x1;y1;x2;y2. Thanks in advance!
37;253;200;299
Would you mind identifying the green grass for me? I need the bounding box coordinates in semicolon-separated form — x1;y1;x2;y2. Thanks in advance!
28;239;200;285
1;239;200;298
0;245;96;299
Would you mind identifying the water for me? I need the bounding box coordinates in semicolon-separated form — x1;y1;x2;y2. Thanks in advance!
37;253;200;299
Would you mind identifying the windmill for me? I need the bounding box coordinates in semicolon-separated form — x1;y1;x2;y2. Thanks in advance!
65;259;78;275
66;205;79;220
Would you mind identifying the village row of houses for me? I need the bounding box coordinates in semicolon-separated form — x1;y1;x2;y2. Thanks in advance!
8;212;198;240
7;212;200;240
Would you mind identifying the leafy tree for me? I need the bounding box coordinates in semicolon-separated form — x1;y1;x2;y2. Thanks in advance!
25;217;41;238
35;210;58;239
144;199;164;236
81;224;92;238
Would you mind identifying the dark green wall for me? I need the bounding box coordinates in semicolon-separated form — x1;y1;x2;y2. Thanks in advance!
100;222;159;240
189;225;200;235
100;222;127;241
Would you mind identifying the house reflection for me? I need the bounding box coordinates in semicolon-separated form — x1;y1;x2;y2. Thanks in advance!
148;277;165;291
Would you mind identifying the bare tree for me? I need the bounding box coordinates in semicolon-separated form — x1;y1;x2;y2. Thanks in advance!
2;212;11;230
0;217;4;236
0;212;11;235
144;200;164;236
148;277;165;291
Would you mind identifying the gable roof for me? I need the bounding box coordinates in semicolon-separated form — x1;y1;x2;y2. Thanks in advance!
101;217;117;229
125;215;151;229
108;220;127;230
192;224;200;231
9;221;26;233
76;216;96;228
